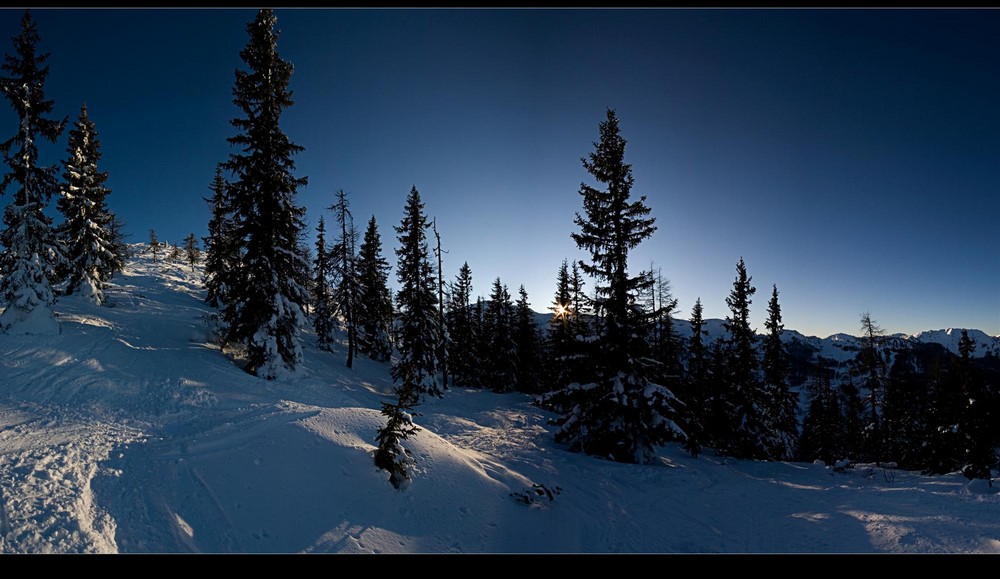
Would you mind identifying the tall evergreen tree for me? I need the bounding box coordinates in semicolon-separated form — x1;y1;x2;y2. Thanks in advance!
545;259;574;389
0;11;66;332
569;260;588;337
798;358;845;464
485;276;517;392
355;215;392;362
543;109;684;463
183;233;200;271
446;262;477;386
56;104;119;303
330;189;358;368
221;9;310;379
375;185;439;488
956;330;994;481
721;257;767;459
203;165;235;309
471;295;488;387
311;216;335;352
761;284;798;459
106;212;128;275
683;298;709;457
392;185;441;398
514;285;542;393
856;311;888;461
840;376;865;461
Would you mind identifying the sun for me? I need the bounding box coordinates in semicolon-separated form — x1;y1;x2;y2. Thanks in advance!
554;303;572;318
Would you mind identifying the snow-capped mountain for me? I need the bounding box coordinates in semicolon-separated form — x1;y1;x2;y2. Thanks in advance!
534;311;998;360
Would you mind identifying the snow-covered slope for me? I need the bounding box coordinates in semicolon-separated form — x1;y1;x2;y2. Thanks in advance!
909;328;1000;358
2;251;1000;553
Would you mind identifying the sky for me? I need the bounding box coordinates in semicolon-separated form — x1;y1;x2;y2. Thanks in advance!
0;8;995;338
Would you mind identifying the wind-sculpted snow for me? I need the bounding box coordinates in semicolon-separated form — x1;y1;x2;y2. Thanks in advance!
1;249;999;552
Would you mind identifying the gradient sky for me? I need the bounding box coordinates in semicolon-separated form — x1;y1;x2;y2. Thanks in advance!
0;8;996;338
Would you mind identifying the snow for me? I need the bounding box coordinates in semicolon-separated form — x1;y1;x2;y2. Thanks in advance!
1;250;999;553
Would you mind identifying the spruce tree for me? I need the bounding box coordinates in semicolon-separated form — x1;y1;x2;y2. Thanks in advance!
544;109;684;463
203;165;235;309
373;376;420;490
355;215;393;362
514;285;542;393
761;284;798;459
375;185;439;487
148;229;160;263
446;262;477;386
183;233;200;271
956;330;993;480
798;358;845;465
168;242;181;262
330;189;358;368
485;277;517;392
721;257;767;459
56;104;119;303
392;185;441;398
107;212;128;275
221;9;310;379
0;10;66;333
472;295;488;387
312;216;335;352
545;259;574;390
683;298;709;457
840;377;865;461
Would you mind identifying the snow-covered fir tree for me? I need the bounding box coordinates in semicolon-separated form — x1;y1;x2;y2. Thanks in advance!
221;9;310;379
0;10;66;333
311;216;335;352
355;215;392;362
203;165;235;309
484;277;517;392
373;364;421;490
56;104;120;304
720;257;767;459
183;233;200;271
514;285;542;393
168;242;181;263
543;109;685;464
330;189;358;368
374;185;440;488
392;185;441;398
760;284;798;460
446;261;478;387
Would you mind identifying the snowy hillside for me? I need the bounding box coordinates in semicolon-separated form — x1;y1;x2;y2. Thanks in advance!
2;250;1000;553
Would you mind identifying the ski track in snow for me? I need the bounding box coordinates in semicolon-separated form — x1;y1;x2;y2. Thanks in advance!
1;249;1000;553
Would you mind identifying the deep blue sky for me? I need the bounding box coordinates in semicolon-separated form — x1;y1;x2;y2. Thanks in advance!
1;8;996;338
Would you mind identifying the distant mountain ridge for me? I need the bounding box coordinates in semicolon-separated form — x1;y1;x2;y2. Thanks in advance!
531;310;999;359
